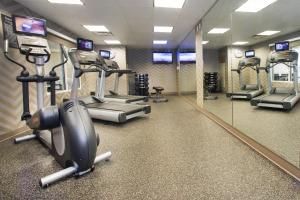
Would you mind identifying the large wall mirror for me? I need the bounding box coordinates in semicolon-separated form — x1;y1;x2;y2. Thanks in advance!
201;0;233;125
199;0;300;170
178;31;197;102
230;0;300;168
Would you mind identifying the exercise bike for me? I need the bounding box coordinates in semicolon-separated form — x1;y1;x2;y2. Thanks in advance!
3;15;111;188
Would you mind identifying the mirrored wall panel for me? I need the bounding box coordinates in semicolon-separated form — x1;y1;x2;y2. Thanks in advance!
178;31;197;102
202;0;233;125
230;0;300;167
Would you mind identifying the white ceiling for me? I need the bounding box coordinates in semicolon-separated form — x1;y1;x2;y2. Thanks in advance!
14;0;216;48
180;0;300;50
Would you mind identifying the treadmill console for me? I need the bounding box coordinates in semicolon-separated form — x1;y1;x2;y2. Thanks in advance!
269;51;298;63
239;57;260;67
69;38;108;69
69;49;99;66
12;15;50;56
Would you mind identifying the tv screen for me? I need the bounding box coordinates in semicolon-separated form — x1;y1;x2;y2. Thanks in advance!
13;15;47;37
153;52;173;64
100;50;111;59
245;50;255;58
275;42;289;52
77;38;93;51
179;52;196;63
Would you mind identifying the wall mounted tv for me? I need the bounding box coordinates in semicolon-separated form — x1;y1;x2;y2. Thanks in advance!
13;15;47;37
77;38;93;51
245;50;255;58
152;52;173;64
99;50;111;59
179;52;196;63
275;41;289;52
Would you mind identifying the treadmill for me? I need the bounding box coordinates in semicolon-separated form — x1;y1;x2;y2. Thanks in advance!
68;39;151;123
251;42;300;110
99;50;148;103
227;50;264;100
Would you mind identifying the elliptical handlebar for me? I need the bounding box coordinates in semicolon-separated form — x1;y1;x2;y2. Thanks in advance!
3;39;26;71
51;44;68;71
25;48;51;64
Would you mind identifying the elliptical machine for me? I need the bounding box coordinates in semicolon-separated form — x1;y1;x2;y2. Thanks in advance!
4;15;111;188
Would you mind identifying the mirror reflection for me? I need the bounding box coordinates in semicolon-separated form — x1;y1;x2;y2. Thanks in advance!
199;0;300;168
202;0;233;125
178;31;197;102
229;0;300;167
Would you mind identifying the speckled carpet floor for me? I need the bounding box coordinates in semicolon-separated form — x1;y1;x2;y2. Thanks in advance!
0;96;299;200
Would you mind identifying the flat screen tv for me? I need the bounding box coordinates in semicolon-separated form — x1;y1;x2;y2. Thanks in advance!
12;15;47;37
77;38;93;51
100;50;111;59
245;50;255;58
179;52;196;63
153;52;173;64
275;41;289;52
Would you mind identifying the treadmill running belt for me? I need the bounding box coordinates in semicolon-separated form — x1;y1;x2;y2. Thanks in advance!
87;102;145;113
106;95;145;100
233;90;255;94
260;93;291;102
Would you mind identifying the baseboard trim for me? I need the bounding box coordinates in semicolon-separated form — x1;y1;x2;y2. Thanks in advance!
0;126;30;143
180;91;197;95
182;96;300;182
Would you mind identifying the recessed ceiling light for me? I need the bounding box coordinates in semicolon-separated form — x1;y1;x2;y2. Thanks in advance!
83;25;109;32
208;28;230;34
153;40;168;44
154;0;186;8
48;0;83;4
257;30;280;36
202;41;209;45
154;26;173;33
105;40;121;45
233;41;249;45
235;0;277;13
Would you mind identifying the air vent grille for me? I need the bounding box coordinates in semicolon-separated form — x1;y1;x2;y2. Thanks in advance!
94;32;113;36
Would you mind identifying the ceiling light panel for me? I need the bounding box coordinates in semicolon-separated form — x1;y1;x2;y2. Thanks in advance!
154;26;173;33
83;25;109;32
153;40;168;44
208;28;230;34
233;41;249;45
48;0;83;5
258;30;280;36
105;40;121;45
154;0;186;8
235;0;277;13
202;41;209;45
